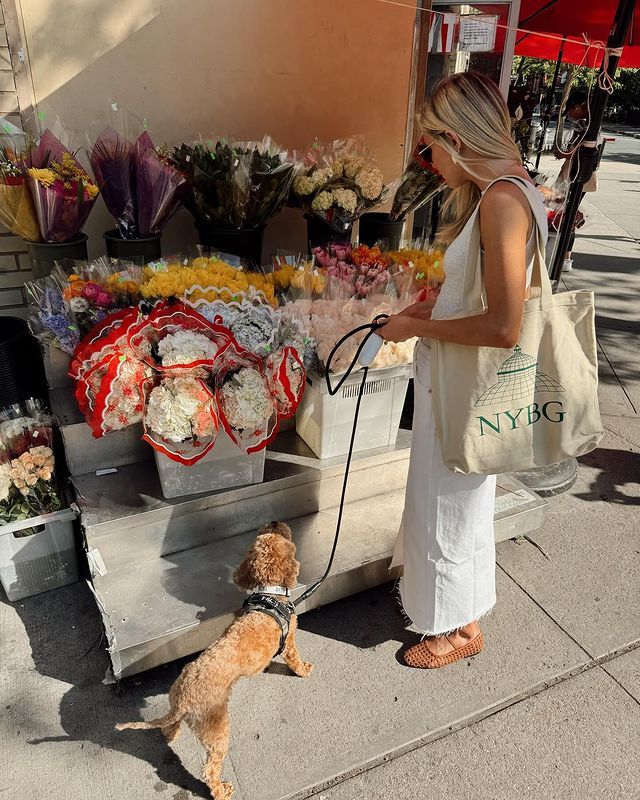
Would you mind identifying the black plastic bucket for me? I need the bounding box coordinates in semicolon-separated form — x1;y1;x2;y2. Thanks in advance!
103;229;162;264
305;214;352;252
196;224;265;265
0;317;47;408
358;212;404;250
26;234;89;280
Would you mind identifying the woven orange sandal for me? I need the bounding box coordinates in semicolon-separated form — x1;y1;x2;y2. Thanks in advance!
403;632;484;669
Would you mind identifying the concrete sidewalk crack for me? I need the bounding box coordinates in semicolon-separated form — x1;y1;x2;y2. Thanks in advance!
597;339;638;415
598;665;640;709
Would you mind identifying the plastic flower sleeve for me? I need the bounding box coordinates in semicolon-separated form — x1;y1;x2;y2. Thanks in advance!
389;137;444;222
127;302;234;375
89;126;137;237
135;132;188;236
232;136;299;228
0;129;41;241
142;375;219;466
265;346;306;420
69;306;141;380
215;343;278;454
26;130;99;242
24;277;81;354
89;350;150;437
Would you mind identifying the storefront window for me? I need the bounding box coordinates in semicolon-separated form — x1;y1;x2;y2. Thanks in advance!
425;2;513;98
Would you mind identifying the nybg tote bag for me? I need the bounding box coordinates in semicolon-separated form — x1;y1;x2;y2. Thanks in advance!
431;178;603;475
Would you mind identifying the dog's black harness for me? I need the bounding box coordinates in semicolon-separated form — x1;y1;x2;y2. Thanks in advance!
242;593;296;657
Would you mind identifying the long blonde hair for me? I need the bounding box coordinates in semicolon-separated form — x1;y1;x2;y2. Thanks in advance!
421;72;522;243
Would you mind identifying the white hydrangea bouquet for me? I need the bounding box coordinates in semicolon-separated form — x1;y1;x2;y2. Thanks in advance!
291;137;389;233
72;300;307;466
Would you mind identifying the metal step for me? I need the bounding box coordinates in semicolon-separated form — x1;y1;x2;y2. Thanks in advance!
93;491;402;679
75;430;413;572
89;475;546;680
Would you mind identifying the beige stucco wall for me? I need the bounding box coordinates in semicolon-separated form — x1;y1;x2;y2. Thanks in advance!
14;0;418;258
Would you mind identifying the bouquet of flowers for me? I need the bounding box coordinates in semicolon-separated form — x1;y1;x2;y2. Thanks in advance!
0;401;61;531
387;243;445;301
89;127;187;238
291;137;388;232
389;136;444;222
0;144;41;241
140;254;279;308
25;258;143;354
311;243;395;298
183;282;315;369
171;135;298;231
70;301;307;465
286;293;417;375
25;129;99;242
24;277;82;354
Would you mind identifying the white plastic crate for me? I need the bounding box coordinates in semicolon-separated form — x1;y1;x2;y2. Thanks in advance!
296;364;412;460
0;508;79;602
154;429;266;499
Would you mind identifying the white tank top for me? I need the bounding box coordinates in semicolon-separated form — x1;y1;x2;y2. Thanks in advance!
431;177;548;320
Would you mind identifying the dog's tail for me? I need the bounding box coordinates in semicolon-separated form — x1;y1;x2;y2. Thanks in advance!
115;710;182;732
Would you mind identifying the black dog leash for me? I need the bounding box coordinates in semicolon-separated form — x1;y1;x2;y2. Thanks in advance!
293;314;389;609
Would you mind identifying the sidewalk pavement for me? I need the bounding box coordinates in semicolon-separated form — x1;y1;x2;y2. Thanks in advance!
602;122;640;139
1;144;639;800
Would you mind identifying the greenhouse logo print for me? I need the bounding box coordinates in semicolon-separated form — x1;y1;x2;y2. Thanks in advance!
474;346;566;437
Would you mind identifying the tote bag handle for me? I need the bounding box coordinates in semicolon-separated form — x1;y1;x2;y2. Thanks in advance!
461;176;553;313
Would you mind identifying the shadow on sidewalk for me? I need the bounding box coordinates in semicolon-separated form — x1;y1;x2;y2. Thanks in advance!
2;581;210;798
575;448;640;506
574;254;640;275
298;581;415;652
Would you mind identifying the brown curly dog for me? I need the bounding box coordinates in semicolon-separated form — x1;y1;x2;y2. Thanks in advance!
116;521;312;799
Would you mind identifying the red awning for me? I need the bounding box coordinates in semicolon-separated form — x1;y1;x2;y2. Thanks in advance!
516;0;640;67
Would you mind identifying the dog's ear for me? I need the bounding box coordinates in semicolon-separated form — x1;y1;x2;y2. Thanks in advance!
233;542;259;590
257;521;293;541
279;540;300;590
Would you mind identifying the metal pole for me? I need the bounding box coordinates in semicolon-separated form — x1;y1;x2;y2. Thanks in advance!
535;37;566;170
550;0;636;284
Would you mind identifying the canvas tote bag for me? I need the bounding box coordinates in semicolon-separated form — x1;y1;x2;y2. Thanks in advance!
430;177;603;475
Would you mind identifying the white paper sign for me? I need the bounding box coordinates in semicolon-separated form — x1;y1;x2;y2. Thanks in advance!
458;14;498;53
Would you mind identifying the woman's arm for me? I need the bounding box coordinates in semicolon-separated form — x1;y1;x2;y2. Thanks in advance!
380;183;531;349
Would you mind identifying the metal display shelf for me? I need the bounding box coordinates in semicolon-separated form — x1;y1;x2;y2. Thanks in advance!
66;424;547;680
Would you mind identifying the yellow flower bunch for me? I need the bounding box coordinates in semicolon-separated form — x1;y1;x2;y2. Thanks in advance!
388;248;445;287
290;265;326;296
140;256;277;307
270;263;295;290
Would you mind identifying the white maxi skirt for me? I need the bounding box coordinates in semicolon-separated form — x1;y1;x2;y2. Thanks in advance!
390;340;497;635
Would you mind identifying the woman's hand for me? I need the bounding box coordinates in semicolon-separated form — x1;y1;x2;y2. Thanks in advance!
378;314;418;343
397;299;435;320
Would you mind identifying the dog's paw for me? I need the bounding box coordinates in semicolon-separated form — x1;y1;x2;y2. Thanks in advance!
297;661;314;678
209;782;234;800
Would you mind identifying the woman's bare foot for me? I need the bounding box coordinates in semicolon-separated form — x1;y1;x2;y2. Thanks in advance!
419;620;481;657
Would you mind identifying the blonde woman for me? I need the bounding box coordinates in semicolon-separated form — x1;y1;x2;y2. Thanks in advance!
381;72;548;669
